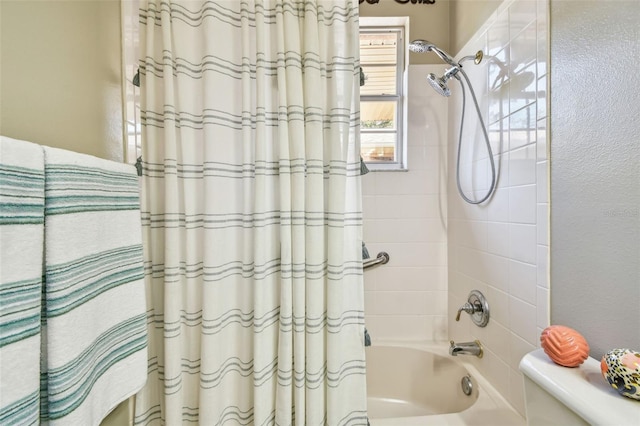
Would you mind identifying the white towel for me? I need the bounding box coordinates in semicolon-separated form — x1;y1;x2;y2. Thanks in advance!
0;136;45;425
42;146;147;425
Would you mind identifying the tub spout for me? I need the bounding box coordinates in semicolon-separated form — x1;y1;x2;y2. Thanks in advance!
449;340;483;358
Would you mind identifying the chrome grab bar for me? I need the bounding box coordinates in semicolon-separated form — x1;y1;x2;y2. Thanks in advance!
363;252;390;270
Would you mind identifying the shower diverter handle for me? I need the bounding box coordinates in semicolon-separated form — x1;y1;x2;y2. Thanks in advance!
455;290;490;327
455;301;481;321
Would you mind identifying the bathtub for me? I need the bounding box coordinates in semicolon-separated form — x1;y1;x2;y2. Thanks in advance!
366;341;525;426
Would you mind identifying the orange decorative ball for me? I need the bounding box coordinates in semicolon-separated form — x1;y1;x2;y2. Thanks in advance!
540;325;590;367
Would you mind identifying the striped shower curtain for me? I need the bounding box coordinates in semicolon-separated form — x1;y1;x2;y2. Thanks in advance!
133;1;367;425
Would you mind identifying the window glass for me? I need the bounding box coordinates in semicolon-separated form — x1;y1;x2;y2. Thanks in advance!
361;101;396;130
359;28;404;167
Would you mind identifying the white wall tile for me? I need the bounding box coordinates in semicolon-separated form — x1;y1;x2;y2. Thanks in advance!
362;219;377;242
489;118;510;154
509;0;537;40
508;368;527;416
447;1;548;416
536;117;547;161
509;184;537;224
487;9;510;56
536;244;548;288
373;291;430;316
381;242;447;267
363;2;548;417
407;145;444;172
361;67;450;341
384;194;445;220
487;187;510;222
509;331;536;371
509;104;537;150
509;296;538;345
364;290;376;313
536;160;548;201
488;83;510;124
364;315;426;342
536;203;548;245
483;320;511;358
509;223;537;264
487;222;510;256
536;285;549;330
536;74;547;120
375;266;447;291
485;285;510;325
480;252;510;292
362;196;377;220
483;349;510;398
510;24;537;74
363;268;378;291
371;218;446;243
509;259;537;304
508;143;537;186
536;0;548;78
494;155;510;194
428;315;449;341
361;172;378;196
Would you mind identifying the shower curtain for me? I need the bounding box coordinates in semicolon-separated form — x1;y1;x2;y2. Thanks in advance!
134;1;367;425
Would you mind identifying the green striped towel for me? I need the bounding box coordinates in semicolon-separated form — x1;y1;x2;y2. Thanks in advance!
41;146;148;425
0;136;45;426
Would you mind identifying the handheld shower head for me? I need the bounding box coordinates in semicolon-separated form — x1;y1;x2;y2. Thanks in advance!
408;39;458;67
411;38;497;205
408;39;436;53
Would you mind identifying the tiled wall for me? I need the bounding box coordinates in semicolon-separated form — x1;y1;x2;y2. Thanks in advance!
362;65;449;343
447;0;548;416
363;0;548;414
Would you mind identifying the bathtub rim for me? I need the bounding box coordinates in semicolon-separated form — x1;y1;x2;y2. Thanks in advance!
365;342;479;416
520;348;640;426
365;339;524;425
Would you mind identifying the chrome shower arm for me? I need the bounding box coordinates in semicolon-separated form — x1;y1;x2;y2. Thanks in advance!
458;50;484;66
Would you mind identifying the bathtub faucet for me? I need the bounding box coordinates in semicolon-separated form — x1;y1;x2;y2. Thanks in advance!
449;340;483;358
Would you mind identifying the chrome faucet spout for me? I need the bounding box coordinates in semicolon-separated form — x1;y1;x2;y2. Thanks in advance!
449;340;483;358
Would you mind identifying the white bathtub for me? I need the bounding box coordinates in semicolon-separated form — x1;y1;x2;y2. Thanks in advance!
366;342;525;425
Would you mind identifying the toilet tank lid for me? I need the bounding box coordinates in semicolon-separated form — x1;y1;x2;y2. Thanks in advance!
519;349;640;425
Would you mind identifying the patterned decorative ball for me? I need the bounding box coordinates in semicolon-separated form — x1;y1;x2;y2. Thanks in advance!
540;325;590;367
601;348;640;400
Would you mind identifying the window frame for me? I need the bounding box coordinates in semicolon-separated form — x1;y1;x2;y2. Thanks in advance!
359;21;408;171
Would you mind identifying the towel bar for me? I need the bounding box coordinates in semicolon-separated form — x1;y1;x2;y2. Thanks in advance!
363;252;389;270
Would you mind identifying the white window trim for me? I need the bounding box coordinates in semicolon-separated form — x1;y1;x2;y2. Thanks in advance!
360;16;409;171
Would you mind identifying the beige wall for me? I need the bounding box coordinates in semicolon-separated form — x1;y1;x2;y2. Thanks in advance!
0;0;124;162
449;0;501;54
1;1;130;424
359;0;501;61
359;0;450;64
101;397;132;426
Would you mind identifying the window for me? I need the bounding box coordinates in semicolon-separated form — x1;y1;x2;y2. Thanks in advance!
359;24;406;170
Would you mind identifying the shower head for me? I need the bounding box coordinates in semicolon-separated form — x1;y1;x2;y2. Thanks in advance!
408;39;436;53
426;67;459;97
408;39;458;67
426;73;451;97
